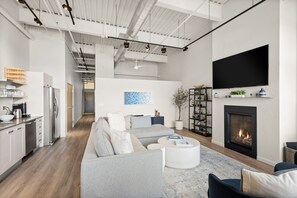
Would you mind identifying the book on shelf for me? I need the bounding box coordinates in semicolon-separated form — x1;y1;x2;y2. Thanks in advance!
175;140;193;147
168;135;183;141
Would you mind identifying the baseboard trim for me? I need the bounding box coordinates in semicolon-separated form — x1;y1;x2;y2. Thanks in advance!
211;139;224;147
257;156;277;166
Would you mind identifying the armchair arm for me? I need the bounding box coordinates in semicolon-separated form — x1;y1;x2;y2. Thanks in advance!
274;162;297;172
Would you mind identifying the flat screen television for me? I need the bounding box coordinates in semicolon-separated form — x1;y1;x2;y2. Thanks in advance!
212;45;269;89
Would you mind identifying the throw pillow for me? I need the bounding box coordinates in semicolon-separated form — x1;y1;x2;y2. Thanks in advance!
241;168;297;198
107;112;126;131
124;115;131;129
110;129;134;154
95;117;111;136
131;115;152;129
93;119;114;157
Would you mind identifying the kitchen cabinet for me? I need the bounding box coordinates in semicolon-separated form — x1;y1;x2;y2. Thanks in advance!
0;124;25;176
36;118;42;147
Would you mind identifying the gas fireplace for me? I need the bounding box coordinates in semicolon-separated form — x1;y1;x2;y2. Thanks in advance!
224;106;257;158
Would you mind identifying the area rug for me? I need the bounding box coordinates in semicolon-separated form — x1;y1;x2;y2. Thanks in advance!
163;145;254;198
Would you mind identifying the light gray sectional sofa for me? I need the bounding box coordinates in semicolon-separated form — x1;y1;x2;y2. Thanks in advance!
81;117;174;198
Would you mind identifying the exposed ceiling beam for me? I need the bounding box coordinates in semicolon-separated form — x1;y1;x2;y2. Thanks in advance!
0;7;32;39
114;0;158;67
156;0;222;21
18;8;188;47
71;44;168;63
75;70;95;73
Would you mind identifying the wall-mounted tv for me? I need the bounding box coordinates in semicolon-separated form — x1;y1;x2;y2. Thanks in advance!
212;45;269;89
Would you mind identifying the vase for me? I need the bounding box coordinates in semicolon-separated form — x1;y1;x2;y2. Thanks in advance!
259;88;266;97
175;121;183;130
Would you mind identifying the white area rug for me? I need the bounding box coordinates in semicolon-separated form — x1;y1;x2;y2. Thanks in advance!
163;145;254;198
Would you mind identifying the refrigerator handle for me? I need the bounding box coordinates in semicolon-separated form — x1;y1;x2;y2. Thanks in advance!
54;97;59;118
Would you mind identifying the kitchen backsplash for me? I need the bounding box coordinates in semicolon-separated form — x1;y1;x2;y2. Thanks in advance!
0;98;13;115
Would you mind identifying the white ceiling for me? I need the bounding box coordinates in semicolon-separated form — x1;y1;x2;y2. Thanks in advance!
20;0;232;80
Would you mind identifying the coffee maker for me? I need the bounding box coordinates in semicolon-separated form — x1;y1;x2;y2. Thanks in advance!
13;102;29;117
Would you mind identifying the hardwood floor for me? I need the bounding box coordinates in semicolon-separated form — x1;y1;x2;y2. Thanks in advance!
0;115;273;197
0;115;94;198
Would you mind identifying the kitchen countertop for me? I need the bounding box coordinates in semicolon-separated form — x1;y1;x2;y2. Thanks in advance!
0;116;42;131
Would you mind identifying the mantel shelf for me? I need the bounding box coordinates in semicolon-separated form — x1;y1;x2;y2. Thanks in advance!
213;96;272;99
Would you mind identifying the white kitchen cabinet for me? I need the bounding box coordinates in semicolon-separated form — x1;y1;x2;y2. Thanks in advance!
36;118;42;147
0;124;25;176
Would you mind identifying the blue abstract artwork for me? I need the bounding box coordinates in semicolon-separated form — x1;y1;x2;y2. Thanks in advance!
124;92;153;105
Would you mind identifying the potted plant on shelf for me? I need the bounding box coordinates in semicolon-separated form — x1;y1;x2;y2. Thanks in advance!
230;90;246;98
173;86;188;130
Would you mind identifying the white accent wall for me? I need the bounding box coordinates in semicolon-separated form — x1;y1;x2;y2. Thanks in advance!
211;0;297;165
0;0;29;78
95;78;182;127
29;28;83;137
115;60;159;80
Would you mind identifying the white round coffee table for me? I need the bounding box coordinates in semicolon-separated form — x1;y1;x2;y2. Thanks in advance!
158;136;200;169
147;144;165;170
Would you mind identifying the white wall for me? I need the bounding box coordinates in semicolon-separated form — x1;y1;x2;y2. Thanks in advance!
65;34;83;125
95;78;182;127
279;0;297;159
115;60;159;80
212;0;280;165
0;0;29;78
159;20;212;128
95;44;114;78
28;27;68;137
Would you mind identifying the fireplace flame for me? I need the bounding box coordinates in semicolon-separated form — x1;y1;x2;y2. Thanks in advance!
246;133;250;139
239;129;242;137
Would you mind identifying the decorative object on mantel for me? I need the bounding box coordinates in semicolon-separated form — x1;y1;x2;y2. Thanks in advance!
154;109;160;117
230;90;246;98
4;67;26;85
172;86;188;130
193;84;204;89
258;88;267;97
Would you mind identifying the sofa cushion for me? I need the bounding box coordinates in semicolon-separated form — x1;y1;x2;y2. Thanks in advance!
241;168;297;197
93;119;114;157
110;129;134;154
125;115;131;129
126;124;174;139
107;112;126;131
131;115;152;129
130;134;147;152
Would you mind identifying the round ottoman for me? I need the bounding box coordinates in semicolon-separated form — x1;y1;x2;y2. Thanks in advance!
158;136;200;169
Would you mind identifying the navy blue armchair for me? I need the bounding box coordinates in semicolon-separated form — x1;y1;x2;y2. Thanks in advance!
208;162;297;198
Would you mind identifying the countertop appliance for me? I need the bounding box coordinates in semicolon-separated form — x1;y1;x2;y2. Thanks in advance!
25;120;36;155
13;102;29;117
43;86;60;145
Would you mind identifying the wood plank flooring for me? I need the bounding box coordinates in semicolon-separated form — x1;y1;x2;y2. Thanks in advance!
0;115;94;198
0;115;273;197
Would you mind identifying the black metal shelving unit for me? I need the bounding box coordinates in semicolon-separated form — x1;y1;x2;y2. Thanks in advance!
188;87;212;137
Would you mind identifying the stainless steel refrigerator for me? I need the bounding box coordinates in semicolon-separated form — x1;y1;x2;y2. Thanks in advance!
44;86;60;145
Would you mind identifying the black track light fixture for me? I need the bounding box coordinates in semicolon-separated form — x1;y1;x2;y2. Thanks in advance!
17;0;43;26
62;0;75;25
62;4;72;12
34;18;43;26
183;46;188;52
124;40;130;48
161;46;166;54
145;44;150;52
16;0;26;4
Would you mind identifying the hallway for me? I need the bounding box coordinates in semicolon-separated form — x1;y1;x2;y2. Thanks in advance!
0;115;94;198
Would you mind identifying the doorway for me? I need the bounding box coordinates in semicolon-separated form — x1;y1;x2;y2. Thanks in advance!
67;83;73;132
84;91;95;114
